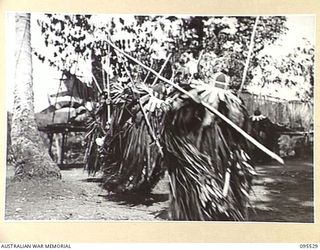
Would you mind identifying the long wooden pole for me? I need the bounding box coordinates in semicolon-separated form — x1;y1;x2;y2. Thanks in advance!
118;54;164;157
106;45;111;124
187;50;204;85
238;16;260;95
142;60;153;85
151;54;171;86
92;74;102;94
104;38;284;165
102;57;106;90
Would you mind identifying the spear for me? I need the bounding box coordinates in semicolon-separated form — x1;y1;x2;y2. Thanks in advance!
104;38;284;165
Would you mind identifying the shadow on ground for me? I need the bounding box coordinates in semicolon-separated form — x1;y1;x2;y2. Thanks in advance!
100;193;169;207
248;159;313;222
5;158;313;222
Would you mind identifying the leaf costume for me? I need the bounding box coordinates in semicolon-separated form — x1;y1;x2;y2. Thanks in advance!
163;80;256;220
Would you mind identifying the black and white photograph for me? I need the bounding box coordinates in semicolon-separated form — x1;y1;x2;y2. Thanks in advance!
5;13;314;222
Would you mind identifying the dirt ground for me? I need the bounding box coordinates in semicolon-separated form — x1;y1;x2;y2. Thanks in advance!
5;159;314;222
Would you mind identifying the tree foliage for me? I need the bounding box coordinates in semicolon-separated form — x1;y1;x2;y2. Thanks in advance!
35;14;288;91
248;38;314;101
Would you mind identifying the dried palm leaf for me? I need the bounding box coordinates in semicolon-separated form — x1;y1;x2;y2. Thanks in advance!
100;85;167;194
163;82;256;220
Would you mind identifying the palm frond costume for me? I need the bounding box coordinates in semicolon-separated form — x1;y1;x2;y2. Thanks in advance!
84;48;257;220
94;81;167;194
163;80;256;220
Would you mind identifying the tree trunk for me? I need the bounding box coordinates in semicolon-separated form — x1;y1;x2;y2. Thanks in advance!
11;13;61;179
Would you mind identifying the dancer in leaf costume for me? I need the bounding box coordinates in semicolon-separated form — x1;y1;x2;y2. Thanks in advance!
99;81;167;194
249;109;291;163
163;79;256;220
